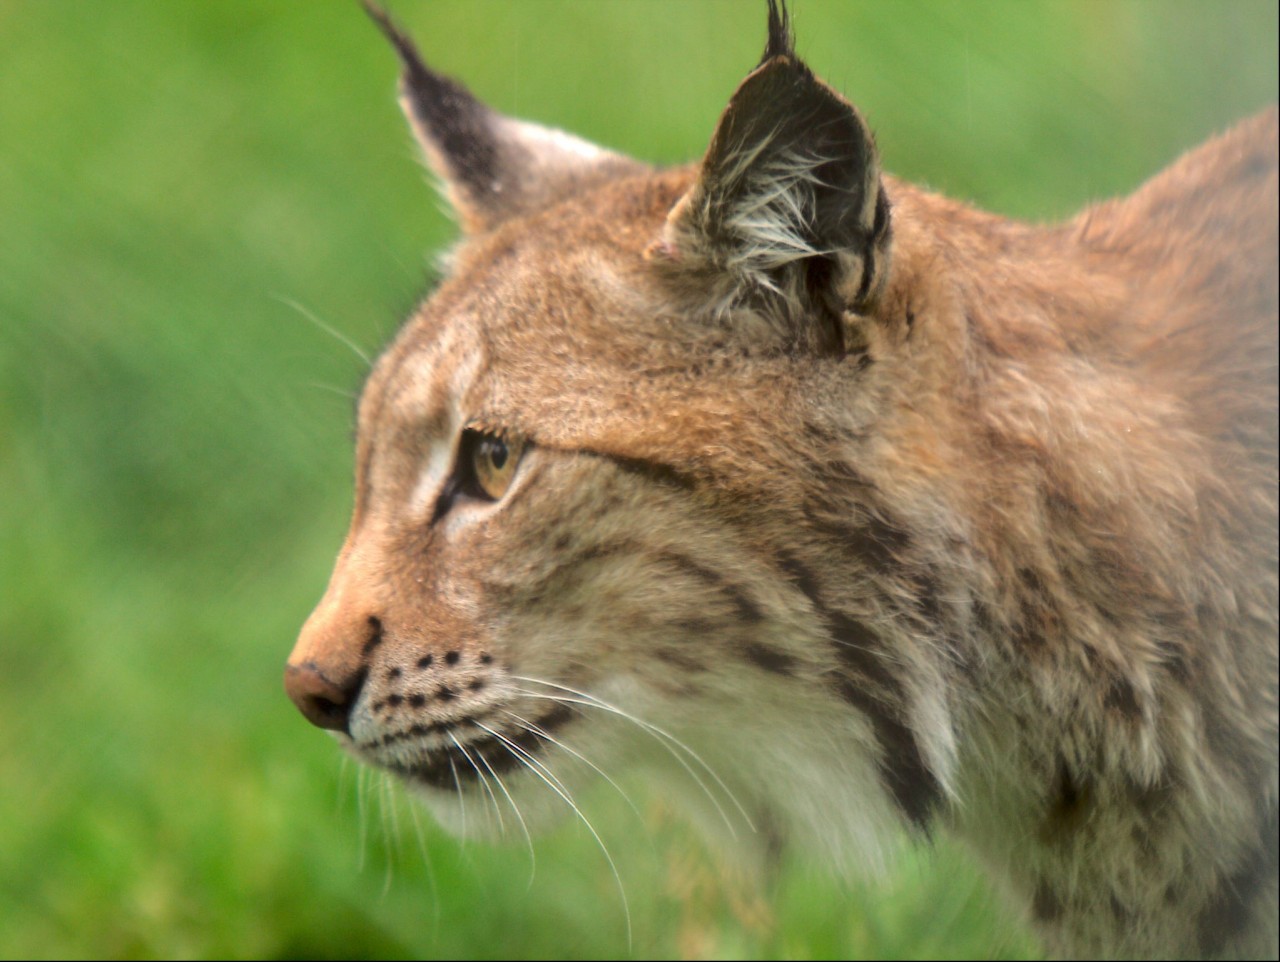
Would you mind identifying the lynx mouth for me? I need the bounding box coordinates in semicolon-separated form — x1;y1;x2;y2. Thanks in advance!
380;703;575;790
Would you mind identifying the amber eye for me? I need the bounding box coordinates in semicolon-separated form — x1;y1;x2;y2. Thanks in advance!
467;431;526;501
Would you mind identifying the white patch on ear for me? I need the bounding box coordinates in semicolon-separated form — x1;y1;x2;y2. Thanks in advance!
664;139;880;321
504;117;610;163
718;143;829;287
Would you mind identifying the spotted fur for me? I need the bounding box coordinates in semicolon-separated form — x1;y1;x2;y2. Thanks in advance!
286;4;1278;957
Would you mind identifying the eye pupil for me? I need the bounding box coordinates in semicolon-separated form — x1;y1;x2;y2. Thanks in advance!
463;430;526;503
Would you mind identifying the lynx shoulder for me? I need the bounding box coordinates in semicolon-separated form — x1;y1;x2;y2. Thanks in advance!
285;3;1278;957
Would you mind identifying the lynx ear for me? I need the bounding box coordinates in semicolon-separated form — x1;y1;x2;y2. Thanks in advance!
363;2;641;234
658;1;890;340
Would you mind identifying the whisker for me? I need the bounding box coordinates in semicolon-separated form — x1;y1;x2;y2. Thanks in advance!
404;796;442;932
502;708;642;820
470;739;539;889
512;676;756;836
474;720;633;950
355;763;372;874
273;293;372;367
447;756;468;842
304;381;359;401
378;772;397;896
449;731;505;837
510;685;737;834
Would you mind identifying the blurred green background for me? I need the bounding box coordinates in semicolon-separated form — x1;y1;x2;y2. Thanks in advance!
1;1;1275;958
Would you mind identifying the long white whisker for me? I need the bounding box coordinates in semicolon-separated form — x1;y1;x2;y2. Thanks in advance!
514;686;737;836
448;731;505;837
512;676;756;835
468;738;539;889
273;294;372;366
404;796;442;932
304;381;359;401
355;763;371;874
378;773;396;896
447;756;468;841
474;720;633;950
502;709;642;821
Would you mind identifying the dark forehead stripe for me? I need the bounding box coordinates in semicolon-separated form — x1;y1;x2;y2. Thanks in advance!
777;551;942;831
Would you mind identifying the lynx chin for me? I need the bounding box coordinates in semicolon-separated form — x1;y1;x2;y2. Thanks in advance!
285;3;1278;957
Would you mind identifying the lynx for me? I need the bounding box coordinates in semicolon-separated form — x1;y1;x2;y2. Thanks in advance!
285;3;1278;957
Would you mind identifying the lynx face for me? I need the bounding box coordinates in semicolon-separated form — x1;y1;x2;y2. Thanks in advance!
286;3;1278;957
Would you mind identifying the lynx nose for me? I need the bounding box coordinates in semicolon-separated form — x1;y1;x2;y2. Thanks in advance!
286;574;382;733
284;662;364;732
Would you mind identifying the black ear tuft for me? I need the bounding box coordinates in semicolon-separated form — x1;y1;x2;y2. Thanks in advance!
659;4;892;348
361;0;500;207
761;0;795;64
361;1;420;75
361;0;641;234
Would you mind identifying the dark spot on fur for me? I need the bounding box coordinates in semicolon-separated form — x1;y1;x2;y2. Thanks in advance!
468;678;484;692
777;551;824;602
1155;637;1191;682
1105;677;1141;719
386;694;403;708
417;654;434;669
1019;567;1046;593
479;652;493;665
1110;894;1134;922
742;642;797;676
445;650;461;666
908;569;945;628
655;647;708;673
1032;881;1063;922
408;693;426;708
972;598;997;635
853;513;911;570
435;686;456;702
1041;756;1092;842
386;667;401;680
673;616;715;636
362;616;384;654
820;459;875;488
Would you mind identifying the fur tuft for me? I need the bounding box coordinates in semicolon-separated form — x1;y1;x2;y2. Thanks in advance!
761;0;795;64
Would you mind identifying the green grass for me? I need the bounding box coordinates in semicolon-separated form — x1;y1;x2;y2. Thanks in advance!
1;1;1274;958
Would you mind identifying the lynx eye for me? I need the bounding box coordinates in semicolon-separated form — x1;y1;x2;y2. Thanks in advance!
461;430;526;501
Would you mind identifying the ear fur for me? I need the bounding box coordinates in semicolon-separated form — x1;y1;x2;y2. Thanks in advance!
657;0;891;346
363;1;641;234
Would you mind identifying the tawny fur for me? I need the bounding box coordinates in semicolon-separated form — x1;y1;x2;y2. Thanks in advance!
288;6;1278;958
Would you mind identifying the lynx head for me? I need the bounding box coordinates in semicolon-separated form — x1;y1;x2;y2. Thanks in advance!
285;1;948;865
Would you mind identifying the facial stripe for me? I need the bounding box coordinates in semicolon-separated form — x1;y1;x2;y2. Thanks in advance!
777;550;941;831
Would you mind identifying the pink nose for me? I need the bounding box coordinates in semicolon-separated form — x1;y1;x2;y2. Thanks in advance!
284;661;364;732
286;567;383;734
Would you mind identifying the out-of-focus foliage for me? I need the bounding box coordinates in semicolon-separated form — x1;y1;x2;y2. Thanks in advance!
1;2;1274;958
